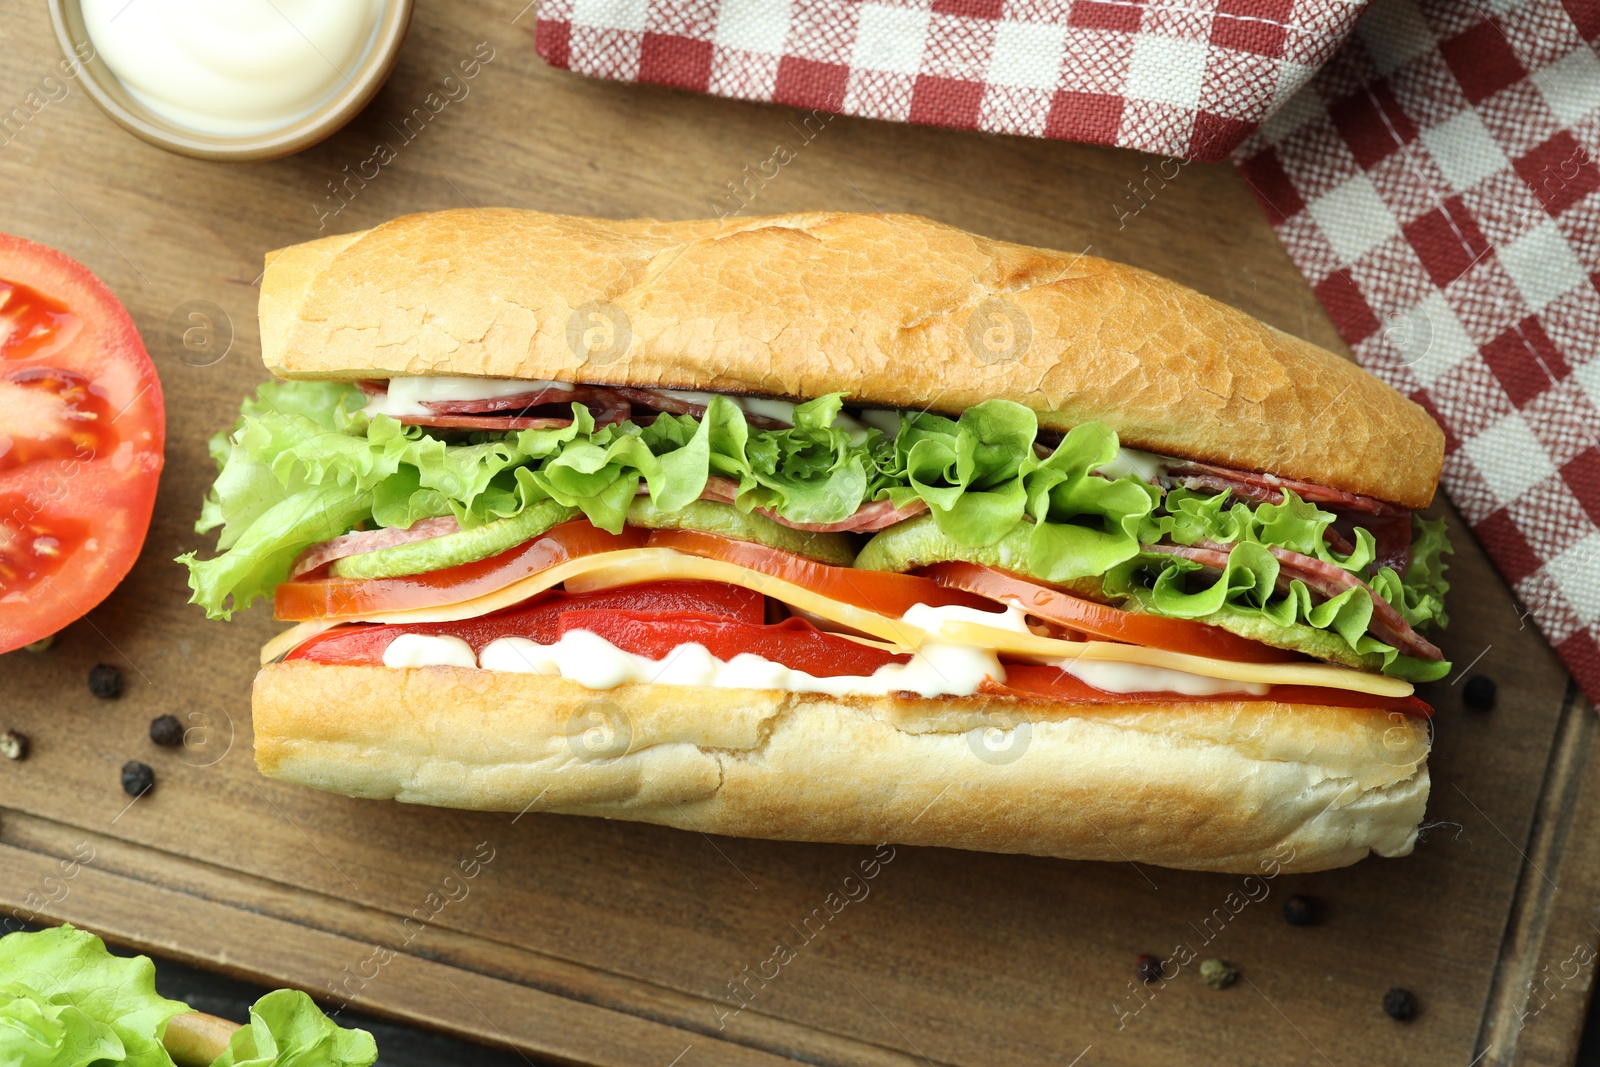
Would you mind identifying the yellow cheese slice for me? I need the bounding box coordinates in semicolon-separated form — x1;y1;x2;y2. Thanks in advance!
934;621;1413;698
262;546;1415;698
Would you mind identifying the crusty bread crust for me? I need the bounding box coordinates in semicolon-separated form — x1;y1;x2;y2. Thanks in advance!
259;209;1444;508
252;662;1431;873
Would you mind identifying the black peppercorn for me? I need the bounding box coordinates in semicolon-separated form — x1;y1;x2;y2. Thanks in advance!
88;664;124;700
1463;675;1496;710
1136;954;1164;983
149;715;184;747
1383;987;1417;1021
1283;895;1316;926
0;730;27;761
121;760;154;797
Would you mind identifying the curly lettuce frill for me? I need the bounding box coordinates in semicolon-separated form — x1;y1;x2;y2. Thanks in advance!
179;381;1452;683
179;382;896;619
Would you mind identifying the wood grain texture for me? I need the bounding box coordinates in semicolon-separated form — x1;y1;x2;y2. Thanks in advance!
0;0;1594;1063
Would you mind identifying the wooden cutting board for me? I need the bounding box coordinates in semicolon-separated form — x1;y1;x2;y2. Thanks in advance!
2;2;1597;1064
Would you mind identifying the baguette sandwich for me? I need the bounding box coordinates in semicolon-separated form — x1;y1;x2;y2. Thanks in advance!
181;209;1451;873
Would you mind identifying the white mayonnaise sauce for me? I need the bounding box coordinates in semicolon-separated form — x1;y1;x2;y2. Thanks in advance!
1056;658;1269;696
82;0;383;136
477;622;1004;698
384;601;1269;699
382;633;477;669
365;376;573;418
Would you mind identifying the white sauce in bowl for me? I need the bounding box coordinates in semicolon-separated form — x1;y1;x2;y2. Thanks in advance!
82;0;383;136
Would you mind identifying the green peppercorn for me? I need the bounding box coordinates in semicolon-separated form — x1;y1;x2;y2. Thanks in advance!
0;730;27;761
23;635;54;652
1199;958;1237;990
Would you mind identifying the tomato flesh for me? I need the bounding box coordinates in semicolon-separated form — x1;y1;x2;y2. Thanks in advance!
0;236;164;653
274;519;648;620
0;367;115;472
560;612;908;677
285;580;765;663
644;527;991;617
920;562;1303;664
0;279;80;362
0;495;89;601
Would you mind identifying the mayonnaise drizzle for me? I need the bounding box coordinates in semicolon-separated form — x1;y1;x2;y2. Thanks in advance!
378;601;1263;700
477;629;1003;698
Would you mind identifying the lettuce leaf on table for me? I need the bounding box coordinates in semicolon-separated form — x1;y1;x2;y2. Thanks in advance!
0;925;188;1067
0;925;376;1067
209;991;375;1067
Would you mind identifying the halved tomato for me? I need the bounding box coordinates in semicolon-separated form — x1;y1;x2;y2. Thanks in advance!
274;519;648;620
0;237;164;653
920;562;1303;664
643;528;991;617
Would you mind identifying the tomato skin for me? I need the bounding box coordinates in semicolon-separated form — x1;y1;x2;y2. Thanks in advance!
0;235;164;653
985;664;1433;717
285;580;766;664
920;562;1304;664
275;520;648;621
559;612;908;677
644;528;992;617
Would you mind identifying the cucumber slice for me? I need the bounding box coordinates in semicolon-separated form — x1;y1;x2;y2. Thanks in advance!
627;498;856;565
330;500;580;580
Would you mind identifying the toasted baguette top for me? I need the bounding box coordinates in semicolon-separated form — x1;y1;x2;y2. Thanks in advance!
260;209;1443;508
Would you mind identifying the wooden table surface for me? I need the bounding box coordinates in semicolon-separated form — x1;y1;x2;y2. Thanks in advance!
3;2;1599;1064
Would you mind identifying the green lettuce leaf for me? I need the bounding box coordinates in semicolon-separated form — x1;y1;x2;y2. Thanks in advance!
1103;539;1451;681
180;384;897;617
0;925;190;1067
182;381;1452;679
877;405;1160;581
1141;487;1376;573
209;990;375;1067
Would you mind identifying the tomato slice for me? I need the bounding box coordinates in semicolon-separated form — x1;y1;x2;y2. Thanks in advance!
559;612;907;676
986;663;1433;717
0;236;164;653
285;582;771;665
275;519;648;620
643;528;991;617
919;562;1303;664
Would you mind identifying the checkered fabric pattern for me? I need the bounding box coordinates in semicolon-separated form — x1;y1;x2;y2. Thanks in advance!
1235;0;1600;698
534;0;1370;161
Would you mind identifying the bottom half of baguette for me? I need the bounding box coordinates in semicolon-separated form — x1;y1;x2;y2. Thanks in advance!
252;662;1431;873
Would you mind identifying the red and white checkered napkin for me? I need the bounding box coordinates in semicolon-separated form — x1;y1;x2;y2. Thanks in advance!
1234;0;1600;698
534;0;1370;161
536;0;1600;700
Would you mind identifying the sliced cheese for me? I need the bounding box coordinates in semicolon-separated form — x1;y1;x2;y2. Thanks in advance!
934;621;1413;698
263;546;1416;698
561;550;927;648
